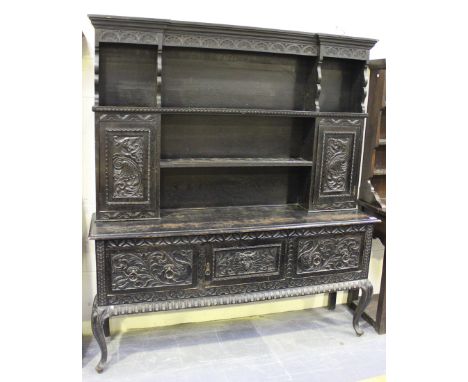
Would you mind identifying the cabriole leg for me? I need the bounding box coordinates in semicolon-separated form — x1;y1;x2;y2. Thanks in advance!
353;281;373;336
91;296;110;373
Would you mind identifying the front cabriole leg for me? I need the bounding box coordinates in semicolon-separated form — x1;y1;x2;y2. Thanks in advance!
91;296;110;373
353;280;373;336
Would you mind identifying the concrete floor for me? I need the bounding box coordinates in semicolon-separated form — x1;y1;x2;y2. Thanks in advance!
82;305;385;382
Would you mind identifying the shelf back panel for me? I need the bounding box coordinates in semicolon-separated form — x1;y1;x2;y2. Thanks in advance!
99;43;158;106
162;48;314;110
161;115;314;160
160;167;308;209
319;58;364;112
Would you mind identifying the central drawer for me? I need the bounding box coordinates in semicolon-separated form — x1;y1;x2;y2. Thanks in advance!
206;239;287;286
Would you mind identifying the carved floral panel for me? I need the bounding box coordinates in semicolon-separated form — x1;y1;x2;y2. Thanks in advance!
112;136;144;198
321;135;353;193
111;249;193;291
213;244;281;280
105;128;151;204
297;235;362;275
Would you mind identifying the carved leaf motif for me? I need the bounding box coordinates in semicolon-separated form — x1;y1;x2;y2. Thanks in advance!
112;136;144;198
164;33;317;56
99;29;159;44
297;235;362;274
214;246;280;279
322;137;352;192
111;249;193;291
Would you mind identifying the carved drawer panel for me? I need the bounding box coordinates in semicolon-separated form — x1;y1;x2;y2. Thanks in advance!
295;233;364;276
208;241;286;285
108;246;196;292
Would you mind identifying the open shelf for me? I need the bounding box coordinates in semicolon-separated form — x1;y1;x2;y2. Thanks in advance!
160;157;313;168
161;114;314;161
99;43;158;106
162;47;315;110
320;58;365;112
160;167;309;209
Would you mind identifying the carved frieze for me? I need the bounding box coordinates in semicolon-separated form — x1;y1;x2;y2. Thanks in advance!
104;280;372;316
98;211;159;220
111;249;193;291
213;244;281;280
321;45;369;60
99;114;158;122
97;29;160;45
105;225;367;249
297;235;362;274
164;33;317;56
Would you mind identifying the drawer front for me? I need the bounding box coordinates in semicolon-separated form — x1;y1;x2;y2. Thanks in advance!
102;242;200;301
95;225;372;306
207;240;286;285
110;246;194;291
296;234;363;275
292;231;366;277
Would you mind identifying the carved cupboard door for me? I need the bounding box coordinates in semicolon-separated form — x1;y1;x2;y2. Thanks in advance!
96;113;160;220
310;118;363;211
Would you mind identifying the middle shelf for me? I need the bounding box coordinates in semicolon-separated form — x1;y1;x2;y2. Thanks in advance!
160;157;313;168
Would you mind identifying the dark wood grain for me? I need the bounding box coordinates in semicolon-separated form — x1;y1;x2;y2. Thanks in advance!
160;158;313;168
160;167;308;209
93;106;367;118
320;58;365;112
162;48;314;110
88;14;378;372
99;43;158;106
161;115;314;160
89;205;378;240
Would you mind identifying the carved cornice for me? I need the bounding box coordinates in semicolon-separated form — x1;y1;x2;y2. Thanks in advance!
90;16;376;60
96;279;372;312
89;15;377;57
165;33;317;56
96;28;161;45
321;45;369;60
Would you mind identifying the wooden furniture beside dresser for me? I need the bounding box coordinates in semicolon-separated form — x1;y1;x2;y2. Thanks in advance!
348;59;386;334
87;14;379;372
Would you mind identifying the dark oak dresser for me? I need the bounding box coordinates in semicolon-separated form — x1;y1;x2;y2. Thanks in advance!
87;14;379;373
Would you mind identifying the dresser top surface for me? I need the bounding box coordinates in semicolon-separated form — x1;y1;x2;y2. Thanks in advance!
88;14;377;48
89;205;378;240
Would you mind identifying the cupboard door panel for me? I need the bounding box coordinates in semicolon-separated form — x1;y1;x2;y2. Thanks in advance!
96;113;160;220
311;118;363;210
